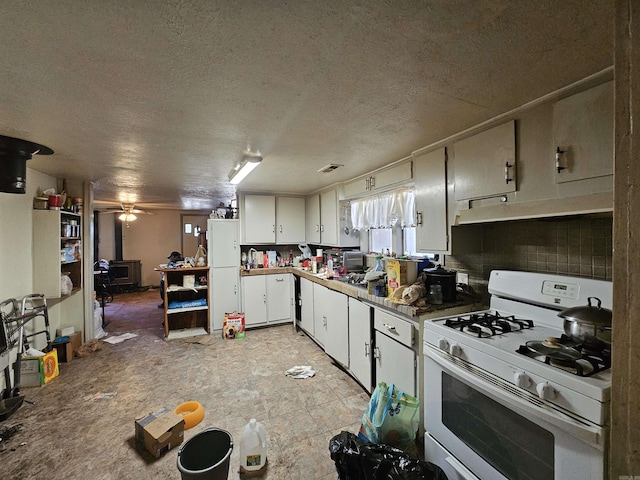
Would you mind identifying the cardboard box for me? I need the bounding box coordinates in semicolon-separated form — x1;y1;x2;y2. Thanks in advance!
69;331;82;353
222;312;245;339
52;331;82;363
20;350;59;386
135;407;185;458
386;260;418;297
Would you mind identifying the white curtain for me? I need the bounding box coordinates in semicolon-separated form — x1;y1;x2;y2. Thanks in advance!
350;188;415;230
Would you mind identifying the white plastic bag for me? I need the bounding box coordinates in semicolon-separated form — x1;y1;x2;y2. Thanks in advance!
93;299;106;339
61;274;73;295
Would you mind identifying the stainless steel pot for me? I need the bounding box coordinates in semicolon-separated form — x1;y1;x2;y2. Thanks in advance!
558;297;612;347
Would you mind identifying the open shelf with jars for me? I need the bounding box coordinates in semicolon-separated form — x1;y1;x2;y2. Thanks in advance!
33;210;83;298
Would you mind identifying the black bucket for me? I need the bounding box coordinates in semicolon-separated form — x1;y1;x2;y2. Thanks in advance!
177;428;233;480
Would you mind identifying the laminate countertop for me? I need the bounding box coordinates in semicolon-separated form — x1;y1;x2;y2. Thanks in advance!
240;267;482;321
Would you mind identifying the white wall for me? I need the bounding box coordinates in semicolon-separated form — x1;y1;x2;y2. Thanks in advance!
120;210;185;287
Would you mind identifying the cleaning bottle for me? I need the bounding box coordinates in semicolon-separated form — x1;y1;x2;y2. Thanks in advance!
240;418;267;472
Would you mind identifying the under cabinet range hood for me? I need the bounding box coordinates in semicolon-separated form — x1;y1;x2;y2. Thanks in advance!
0;135;54;194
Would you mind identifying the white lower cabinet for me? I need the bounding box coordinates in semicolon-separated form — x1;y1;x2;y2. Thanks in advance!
322;289;349;367
299;277;315;335
373;307;416;397
348;298;372;393
242;274;292;327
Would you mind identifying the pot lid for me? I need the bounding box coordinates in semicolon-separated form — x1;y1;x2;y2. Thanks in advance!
525;337;582;361
557;297;612;327
425;264;456;275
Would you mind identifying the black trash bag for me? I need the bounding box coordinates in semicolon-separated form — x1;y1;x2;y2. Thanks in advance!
329;431;448;480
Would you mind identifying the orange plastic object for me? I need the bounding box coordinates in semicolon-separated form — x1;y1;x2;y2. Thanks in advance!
174;401;205;429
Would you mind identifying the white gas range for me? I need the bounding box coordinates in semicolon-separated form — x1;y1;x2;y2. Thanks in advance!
422;270;612;480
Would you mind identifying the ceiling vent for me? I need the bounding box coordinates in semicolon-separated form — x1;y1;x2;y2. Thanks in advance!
317;163;343;173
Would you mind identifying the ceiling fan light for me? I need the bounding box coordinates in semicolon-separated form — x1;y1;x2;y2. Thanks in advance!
119;213;137;222
229;155;262;185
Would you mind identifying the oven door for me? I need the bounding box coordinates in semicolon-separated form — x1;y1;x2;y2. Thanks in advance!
423;344;607;480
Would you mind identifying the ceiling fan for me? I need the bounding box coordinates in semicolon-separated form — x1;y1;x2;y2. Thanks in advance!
101;203;156;223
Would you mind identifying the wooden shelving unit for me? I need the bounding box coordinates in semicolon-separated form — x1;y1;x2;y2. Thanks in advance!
160;266;210;340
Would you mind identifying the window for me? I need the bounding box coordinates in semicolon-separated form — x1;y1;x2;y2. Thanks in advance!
369;228;392;254
403;226;417;256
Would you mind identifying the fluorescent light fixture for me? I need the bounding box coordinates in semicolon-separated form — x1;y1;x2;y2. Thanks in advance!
118;213;137;222
229;155;262;184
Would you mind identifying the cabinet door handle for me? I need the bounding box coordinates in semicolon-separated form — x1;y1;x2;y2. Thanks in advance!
272;224;275;233
369;176;375;189
233;240;237;249
320;224;324;232
364;342;370;357
315;224;319;232
276;277;284;282
263;294;266;304
365;177;370;190
383;323;396;331
323;316;327;327
373;346;381;359
416;211;423;226
279;225;283;233
504;162;514;184
556;147;566;173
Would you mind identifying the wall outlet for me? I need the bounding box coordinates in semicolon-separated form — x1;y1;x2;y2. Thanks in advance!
457;272;469;285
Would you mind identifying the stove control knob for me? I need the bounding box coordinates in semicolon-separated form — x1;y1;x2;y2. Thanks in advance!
514;371;531;388
536;382;556;400
449;343;462;357
437;338;450;352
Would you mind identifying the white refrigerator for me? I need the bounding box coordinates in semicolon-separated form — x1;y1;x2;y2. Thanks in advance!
207;219;240;332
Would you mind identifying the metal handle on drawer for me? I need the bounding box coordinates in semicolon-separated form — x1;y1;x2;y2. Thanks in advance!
504;161;514;184
383;323;396;331
556;147;566;173
276;277;284;282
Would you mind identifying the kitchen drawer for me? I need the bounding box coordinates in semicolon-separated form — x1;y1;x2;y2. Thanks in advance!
374;309;413;348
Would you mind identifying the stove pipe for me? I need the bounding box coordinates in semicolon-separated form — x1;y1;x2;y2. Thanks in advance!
0;135;54;194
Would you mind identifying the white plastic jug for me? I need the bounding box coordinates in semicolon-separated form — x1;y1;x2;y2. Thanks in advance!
239;418;267;472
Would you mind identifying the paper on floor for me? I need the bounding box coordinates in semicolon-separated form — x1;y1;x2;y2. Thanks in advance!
102;333;138;344
285;365;315;379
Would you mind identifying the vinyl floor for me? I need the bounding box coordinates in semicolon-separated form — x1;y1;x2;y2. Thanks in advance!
1;288;369;479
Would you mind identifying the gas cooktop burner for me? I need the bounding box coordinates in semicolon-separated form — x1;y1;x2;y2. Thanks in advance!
445;311;534;338
517;335;611;377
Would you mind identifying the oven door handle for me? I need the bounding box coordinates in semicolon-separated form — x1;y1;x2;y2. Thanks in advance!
425;345;605;450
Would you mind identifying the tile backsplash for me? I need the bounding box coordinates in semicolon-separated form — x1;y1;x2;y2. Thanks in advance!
446;215;613;302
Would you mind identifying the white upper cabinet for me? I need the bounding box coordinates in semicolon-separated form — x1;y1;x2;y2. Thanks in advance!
320;189;338;245
276;196;306;244
343;161;413;198
207;219;239;268
453;120;516;200
243;194;276;243
553;80;613;183
241;194;306;244
413;148;448;252
306;194;321;244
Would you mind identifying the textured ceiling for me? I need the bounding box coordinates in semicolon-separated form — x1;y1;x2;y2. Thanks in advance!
0;1;613;211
